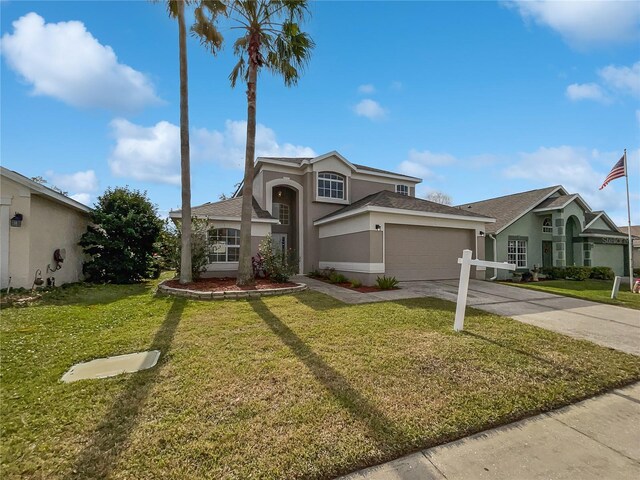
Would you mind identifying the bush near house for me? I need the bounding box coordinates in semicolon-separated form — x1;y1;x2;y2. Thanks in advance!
589;266;615;281
542;266;616;282
564;266;591;281
253;235;298;283
170;218;209;280
376;275;399;290
80;187;163;284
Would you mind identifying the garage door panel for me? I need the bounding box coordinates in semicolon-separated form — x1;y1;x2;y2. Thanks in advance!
385;224;474;280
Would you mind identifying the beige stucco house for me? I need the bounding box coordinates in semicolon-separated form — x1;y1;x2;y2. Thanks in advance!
1;167;91;289
170;151;494;285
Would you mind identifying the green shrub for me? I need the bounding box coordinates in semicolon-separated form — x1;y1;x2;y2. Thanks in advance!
328;271;348;284
541;266;566;280
589;266;615;281
307;269;322;278
376;275;399;290
257;235;298;283
565;266;591;281
634;268;640;277
349;279;362;288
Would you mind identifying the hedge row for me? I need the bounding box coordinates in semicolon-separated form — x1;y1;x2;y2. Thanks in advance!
541;266;615;281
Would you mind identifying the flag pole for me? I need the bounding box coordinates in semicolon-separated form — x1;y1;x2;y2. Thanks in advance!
623;148;634;291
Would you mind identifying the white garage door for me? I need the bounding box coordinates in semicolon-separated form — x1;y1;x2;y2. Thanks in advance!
385;224;474;280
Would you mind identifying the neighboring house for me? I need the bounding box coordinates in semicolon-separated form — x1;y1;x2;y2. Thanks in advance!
170;151;494;284
459;185;630;280
618;225;640;269
0;167;91;289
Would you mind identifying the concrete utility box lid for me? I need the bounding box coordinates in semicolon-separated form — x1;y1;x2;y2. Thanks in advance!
61;350;161;383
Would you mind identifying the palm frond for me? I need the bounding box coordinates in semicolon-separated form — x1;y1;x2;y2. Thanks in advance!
229;56;246;87
191;6;225;53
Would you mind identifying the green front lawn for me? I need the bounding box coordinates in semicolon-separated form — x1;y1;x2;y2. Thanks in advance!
2;279;639;479
503;278;640;310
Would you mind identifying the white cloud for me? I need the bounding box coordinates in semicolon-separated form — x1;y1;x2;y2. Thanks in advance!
353;99;387;120
565;83;610;103
45;169;98;192
598;62;640;98
0;12;160;111
70;193;91;205
503;146;640;223
506;0;640;48
398;149;456;179
357;84;375;94
108;119;316;184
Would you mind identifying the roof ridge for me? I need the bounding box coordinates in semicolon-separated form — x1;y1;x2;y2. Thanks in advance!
459;185;562;206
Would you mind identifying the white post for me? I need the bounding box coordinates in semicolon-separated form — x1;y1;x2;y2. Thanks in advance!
454;249;473;332
623;149;634;292
611;276;621;299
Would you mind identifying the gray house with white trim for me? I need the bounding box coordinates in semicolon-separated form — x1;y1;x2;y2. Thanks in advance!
171;151;494;284
459;185;629;280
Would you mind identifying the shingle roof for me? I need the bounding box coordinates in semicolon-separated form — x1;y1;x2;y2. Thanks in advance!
618;226;640;247
457;186;563;234
585;211;601;225
582;228;629;238
316;190;493;223
170;196;273;220
257;157;419;180
533;194;577;211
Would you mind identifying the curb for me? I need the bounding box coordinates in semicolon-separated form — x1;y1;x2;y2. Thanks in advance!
157;280;307;300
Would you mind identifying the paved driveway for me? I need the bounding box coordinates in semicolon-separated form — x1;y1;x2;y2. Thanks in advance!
300;276;640;355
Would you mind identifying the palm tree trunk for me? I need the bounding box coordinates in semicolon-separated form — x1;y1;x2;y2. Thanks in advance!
178;0;192;284
236;36;260;286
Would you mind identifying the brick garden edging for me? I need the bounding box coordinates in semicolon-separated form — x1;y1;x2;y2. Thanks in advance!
157;280;307;300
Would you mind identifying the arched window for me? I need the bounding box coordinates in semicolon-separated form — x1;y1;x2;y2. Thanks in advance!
207;228;240;263
317;172;345;199
542;217;553;233
272;202;290;225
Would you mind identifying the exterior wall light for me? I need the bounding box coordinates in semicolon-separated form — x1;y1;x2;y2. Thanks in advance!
479;231;485;237
375;224;382;231
10;213;23;227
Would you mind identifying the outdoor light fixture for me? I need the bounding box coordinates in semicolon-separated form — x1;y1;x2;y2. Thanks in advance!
277;189;283;198
375;224;382;231
479;231;485;237
10;213;23;227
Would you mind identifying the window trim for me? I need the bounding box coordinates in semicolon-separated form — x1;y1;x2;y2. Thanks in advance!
507;239;527;268
396;184;409;196
315;171;348;204
207;227;240;263
542;217;553;234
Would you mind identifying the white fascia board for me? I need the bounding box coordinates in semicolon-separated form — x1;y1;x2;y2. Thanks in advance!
351;170;422;184
584;211;604;230
314;205;495;226
168;212;278;224
1;166;91;213
495;185;565;234
309;151;357;171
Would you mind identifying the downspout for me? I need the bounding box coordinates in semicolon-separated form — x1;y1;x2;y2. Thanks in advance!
489;234;498;281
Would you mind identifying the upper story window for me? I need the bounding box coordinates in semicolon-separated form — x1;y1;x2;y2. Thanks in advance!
396;184;409;196
542;217;553;233
272;202;290;225
318;172;345;200
207;228;240;263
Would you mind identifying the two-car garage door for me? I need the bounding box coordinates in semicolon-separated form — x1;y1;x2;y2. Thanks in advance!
385;224;475;280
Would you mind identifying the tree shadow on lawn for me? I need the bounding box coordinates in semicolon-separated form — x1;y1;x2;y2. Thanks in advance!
249;298;407;454
67;297;186;479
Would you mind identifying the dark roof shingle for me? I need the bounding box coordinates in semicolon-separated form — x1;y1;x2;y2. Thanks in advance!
316;190;493;222
456;186;563;233
171;196;273;220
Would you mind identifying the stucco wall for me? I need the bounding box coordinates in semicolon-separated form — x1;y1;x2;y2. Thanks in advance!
29;195;88;287
319;230;383;263
591;243;625;276
1;176;32;288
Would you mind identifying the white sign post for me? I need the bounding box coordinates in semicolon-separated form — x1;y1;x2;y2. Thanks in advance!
611;276;621;299
454;249;516;332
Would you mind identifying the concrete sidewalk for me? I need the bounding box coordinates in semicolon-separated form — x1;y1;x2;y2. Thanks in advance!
298;276;640;355
338;382;640;480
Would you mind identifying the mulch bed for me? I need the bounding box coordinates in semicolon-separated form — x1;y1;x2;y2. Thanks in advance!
165;277;298;292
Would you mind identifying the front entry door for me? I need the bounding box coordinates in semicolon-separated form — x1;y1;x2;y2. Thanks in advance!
272;233;287;257
542;241;553;268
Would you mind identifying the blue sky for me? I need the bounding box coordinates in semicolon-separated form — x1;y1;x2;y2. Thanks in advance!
1;1;639;224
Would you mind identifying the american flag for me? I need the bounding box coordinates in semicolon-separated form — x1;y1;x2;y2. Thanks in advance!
599;155;626;190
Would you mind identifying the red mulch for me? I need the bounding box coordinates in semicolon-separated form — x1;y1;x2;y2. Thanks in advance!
164;277;298;292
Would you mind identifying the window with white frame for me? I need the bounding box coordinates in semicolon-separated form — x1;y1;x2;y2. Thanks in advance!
272;202;290;225
542;217;553;233
317;172;345;200
207;228;240;263
507;239;527;268
396;184;409;196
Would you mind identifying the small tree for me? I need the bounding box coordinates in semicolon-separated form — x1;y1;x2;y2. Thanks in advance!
426;191;452;205
172;217;210;280
80;187;163;283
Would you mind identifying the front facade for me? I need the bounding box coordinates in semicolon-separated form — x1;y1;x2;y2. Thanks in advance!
171;151;493;284
460;186;630;280
0;167;91;289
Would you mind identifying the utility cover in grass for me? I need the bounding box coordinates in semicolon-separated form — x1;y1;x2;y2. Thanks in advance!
61;351;160;383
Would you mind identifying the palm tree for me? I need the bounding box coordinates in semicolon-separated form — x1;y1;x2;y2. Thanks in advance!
194;0;314;286
162;0;225;284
